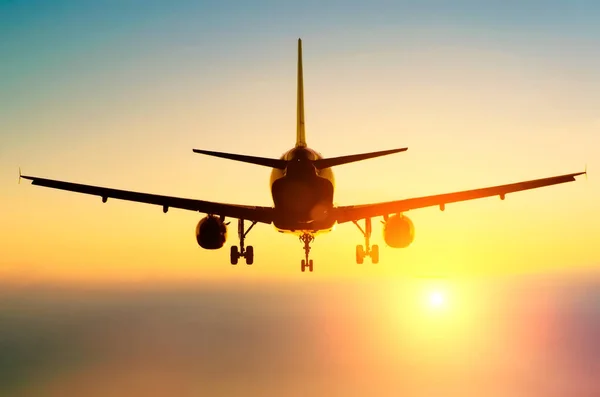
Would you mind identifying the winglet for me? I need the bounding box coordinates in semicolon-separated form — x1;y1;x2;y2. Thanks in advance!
585;163;588;181
18;167;22;184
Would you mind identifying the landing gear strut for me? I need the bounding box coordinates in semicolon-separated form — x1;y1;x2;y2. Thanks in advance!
230;219;257;265
299;233;314;272
353;218;379;264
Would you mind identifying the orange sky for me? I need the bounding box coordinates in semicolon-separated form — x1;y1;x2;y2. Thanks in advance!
1;3;599;284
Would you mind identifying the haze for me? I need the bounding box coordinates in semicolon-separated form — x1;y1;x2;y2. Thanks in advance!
2;0;598;281
1;275;599;396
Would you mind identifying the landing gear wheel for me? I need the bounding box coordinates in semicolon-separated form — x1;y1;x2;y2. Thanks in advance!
230;219;257;265
299;233;315;272
353;218;382;264
245;246;254;265
301;259;314;272
371;244;379;264
356;245;365;264
230;246;239;265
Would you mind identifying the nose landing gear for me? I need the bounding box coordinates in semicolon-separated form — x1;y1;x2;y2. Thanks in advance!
299;233;314;272
230;219;257;265
353;218;379;264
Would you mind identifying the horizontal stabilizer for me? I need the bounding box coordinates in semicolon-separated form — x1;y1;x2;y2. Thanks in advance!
314;147;408;169
193;149;287;169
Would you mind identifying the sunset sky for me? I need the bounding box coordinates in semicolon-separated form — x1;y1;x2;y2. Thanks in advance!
2;1;599;283
2;3;599;396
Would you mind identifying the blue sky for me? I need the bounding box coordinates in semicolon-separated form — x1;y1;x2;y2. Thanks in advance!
3;0;599;156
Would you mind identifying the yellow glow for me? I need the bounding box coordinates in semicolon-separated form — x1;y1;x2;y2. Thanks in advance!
428;290;446;309
376;278;486;363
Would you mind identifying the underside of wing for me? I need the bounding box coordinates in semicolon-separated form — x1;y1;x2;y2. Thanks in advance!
21;174;274;224
334;171;585;224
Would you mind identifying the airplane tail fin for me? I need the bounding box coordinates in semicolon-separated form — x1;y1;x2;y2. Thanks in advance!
192;40;409;171
296;38;306;148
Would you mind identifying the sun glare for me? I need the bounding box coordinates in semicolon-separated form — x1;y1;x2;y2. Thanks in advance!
428;290;446;309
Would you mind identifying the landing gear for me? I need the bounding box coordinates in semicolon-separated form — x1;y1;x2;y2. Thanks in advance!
371;244;379;264
230;246;239;265
355;245;364;264
230;219;257;265
300;233;314;272
353;218;379;264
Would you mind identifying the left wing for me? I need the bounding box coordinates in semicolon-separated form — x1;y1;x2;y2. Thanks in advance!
334;171;585;224
21;174;274;224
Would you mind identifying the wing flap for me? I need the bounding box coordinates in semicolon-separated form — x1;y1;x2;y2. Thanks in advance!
22;175;274;224
335;171;585;223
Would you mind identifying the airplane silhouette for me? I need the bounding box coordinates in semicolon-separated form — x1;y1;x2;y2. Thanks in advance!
21;39;585;272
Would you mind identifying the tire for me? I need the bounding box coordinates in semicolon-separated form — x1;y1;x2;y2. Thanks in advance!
308;259;314;272
371;244;379;264
230;246;239;265
245;246;254;265
301;259;306;272
356;245;365;264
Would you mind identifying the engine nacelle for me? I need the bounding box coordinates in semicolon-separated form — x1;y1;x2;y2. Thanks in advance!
383;214;415;248
195;216;228;249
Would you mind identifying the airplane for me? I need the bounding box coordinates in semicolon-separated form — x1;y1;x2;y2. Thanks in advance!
21;38;585;272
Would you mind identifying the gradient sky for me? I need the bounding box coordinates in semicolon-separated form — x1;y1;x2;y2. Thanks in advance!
1;0;599;283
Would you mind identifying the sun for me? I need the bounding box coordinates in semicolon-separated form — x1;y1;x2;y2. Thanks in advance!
428;290;446;309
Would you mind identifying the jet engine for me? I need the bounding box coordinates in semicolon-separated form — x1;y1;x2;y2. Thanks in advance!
195;216;228;249
383;214;415;248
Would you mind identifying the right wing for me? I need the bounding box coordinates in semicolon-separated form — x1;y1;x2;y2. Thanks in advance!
334;171;585;224
21;174;274;224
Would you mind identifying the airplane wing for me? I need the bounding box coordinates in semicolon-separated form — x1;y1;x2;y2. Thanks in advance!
334;171;585;224
20;174;274;224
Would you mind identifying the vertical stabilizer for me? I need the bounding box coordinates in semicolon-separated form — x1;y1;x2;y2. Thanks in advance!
296;38;307;147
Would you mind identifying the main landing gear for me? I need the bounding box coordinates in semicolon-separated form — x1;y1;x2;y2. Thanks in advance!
230;219;257;265
353;218;379;264
299;233;314;272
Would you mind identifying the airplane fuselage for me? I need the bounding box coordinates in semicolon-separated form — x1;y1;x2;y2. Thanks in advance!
270;146;336;234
